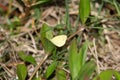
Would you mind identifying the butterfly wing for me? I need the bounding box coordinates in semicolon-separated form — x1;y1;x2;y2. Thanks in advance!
50;35;67;47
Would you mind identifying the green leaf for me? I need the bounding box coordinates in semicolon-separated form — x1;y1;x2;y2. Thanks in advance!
56;69;66;80
45;61;57;78
40;24;55;53
79;41;89;66
79;0;90;24
40;24;53;40
18;51;36;65
113;71;120;80
68;39;82;79
17;64;27;80
93;70;113;80
68;39;89;80
77;61;96;80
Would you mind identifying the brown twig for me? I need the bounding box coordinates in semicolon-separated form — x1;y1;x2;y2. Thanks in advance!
0;63;14;76
28;54;49;80
67;27;85;41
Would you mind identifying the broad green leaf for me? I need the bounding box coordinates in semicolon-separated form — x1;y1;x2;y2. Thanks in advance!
79;41;89;66
93;70;113;80
79;0;90;24
68;39;81;80
113;71;120;80
41;38;55;53
40;24;55;53
56;69;66;80
45;61;57;78
18;51;36;65
77;61;96;80
17;64;27;80
40;24;53;40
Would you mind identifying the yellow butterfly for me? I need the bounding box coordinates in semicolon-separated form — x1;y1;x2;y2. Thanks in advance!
50;35;67;47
